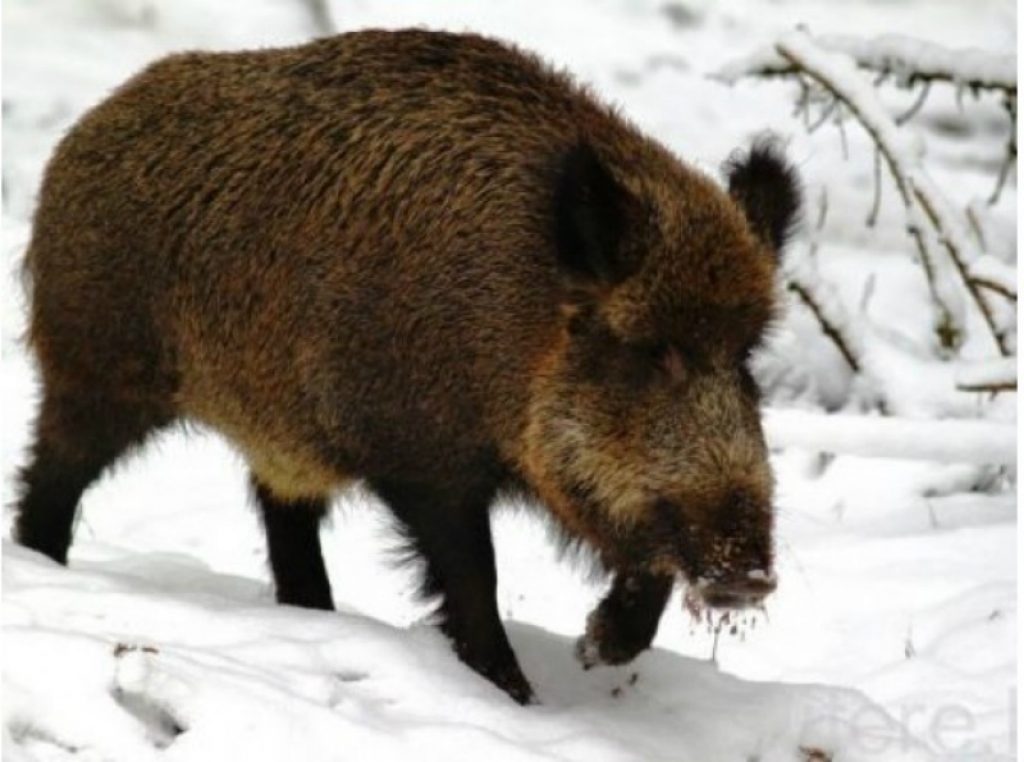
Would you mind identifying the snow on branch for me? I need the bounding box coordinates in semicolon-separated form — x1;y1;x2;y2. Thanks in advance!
725;29;1011;358
763;408;1016;465
716;33;1017;94
969;254;1017;302
954;358;1017;394
717;32;1017;207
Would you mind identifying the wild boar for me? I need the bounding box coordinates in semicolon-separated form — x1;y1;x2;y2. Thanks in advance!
15;29;799;704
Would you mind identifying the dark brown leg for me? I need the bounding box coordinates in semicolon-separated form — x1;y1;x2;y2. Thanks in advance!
252;479;334;611
371;476;535;704
576;570;674;668
16;391;169;564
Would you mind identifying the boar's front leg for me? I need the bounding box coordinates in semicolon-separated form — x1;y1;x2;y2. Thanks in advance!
576;571;674;669
371;477;535;705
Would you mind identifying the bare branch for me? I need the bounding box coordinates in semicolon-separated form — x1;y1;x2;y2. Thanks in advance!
814;185;829;231
966;203;988;251
895;81;931;125
972;277;1017;303
866;146;882;227
787;280;861;373
988;93;1017;205
969;255;1017;301
786;189;865;376
957;380;1016;394
834;103;850;159
794;76;814;127
955;358;1017;393
807;97;839;133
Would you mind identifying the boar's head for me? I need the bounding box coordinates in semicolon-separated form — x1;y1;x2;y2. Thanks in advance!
521;137;800;610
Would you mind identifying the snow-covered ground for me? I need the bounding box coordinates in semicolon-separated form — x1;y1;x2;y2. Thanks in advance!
1;1;1016;760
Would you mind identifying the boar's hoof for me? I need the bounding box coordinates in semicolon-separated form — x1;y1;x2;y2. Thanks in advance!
485;663;537;706
574;608;649;670
575;571;672;669
575;629;605;670
457;643;537;705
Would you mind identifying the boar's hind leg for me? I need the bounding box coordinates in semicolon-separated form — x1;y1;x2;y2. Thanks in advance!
251;479;334;611
371;477;535;705
15;391;171;564
576;571;674;669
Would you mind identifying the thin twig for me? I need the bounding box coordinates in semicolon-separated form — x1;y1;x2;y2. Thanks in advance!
815;185;829;232
788;187;864;375
866;146;882;227
834;103;850;159
787;281;861;373
956;380;1016;393
794;76;814;127
859;273;877;313
807;98;839;133
965;204;987;251
971;277;1017;302
955;357;1016;394
988;94;1017;206
895;81;931;125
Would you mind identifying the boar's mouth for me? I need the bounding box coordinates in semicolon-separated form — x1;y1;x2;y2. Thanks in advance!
690;570;777;610
656;499;777;610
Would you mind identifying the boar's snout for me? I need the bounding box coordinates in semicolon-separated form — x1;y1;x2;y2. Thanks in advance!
698;570;777;610
665;482;777;610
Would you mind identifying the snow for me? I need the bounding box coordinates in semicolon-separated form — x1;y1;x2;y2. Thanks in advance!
817;35;1016;90
3;545;944;762
1;1;1016;761
764;408;1016;464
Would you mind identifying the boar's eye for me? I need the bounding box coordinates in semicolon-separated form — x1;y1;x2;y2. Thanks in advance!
640;343;687;386
658;345;686;384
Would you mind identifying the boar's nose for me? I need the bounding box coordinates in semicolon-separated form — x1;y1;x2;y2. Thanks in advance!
699;571;776;610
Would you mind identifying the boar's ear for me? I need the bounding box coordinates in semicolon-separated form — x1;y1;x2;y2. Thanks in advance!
724;137;801;257
555;142;637;287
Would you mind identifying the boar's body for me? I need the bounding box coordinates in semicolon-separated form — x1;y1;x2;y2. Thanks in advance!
17;30;799;704
29;32;578;490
